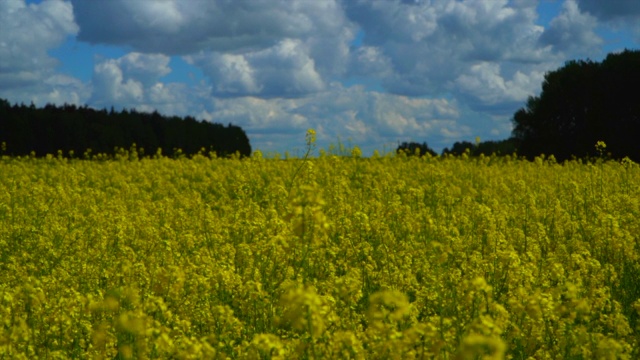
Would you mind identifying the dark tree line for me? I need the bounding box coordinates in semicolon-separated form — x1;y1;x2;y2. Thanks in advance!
399;49;640;162
396;141;438;156
0;99;251;158
396;138;518;158
512;49;640;162
442;139;519;157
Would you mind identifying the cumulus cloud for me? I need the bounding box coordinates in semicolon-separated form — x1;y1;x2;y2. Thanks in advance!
351;46;394;78
71;0;354;97
539;0;602;56
69;0;355;101
575;0;640;42
454;62;545;112
70;0;353;55
348;0;541;61
186;39;325;97
344;0;555;102
4;0;637;155
35;74;87;105
0;0;83;103
90;52;199;116
195;53;261;95
202;84;462;153
116;53;172;87
576;0;640;21
91;59;144;105
68;0;591;121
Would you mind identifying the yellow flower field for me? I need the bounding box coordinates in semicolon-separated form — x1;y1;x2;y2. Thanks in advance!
1;142;639;359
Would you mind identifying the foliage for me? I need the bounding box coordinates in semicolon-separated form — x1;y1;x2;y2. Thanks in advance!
1;143;640;358
512;49;640;162
442;139;519;157
396;141;437;157
0;99;251;158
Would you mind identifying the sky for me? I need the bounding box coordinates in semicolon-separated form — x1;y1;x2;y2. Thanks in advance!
1;0;639;155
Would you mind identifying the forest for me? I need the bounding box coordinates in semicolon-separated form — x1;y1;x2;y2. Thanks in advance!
399;49;640;162
4;50;640;162
0;99;251;158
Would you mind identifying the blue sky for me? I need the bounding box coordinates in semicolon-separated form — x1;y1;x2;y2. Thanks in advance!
2;0;639;155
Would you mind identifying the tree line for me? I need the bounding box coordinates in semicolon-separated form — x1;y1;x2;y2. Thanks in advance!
399;49;640;162
0;99;251;158
397;139;518;157
3;49;639;162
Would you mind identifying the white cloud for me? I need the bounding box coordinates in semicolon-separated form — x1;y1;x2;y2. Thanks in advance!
37;74;86;105
72;0;354;97
126;0;185;33
343;0;556;102
202;84;462;154
91;59;144;105
117;53;172;87
454;62;545;111
0;0;82;103
0;0;78;75
68;0;598;126
89;52;206;117
575;0;640;43
249;39;325;95
136;82;195;116
186;39;325;97
539;0;602;56
576;0;640;21
70;0;352;54
4;0;638;155
201;53;261;95
351;46;394;78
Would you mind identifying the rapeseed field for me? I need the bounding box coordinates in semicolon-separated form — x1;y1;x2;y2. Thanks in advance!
1;136;639;359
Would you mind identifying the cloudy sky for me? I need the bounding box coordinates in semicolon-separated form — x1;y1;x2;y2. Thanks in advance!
1;0;639;155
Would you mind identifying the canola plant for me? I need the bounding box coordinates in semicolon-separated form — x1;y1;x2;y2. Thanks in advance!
0;137;639;359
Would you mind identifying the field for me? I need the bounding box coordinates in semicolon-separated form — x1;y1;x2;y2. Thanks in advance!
1;141;639;359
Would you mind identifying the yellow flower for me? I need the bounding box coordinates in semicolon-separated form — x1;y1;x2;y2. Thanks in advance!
366;290;411;325
456;333;505;360
306;128;317;146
